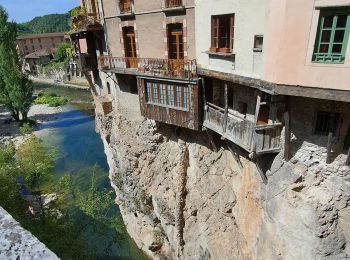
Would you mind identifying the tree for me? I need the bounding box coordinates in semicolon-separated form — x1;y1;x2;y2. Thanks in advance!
0;6;33;121
16;135;54;193
54;42;72;62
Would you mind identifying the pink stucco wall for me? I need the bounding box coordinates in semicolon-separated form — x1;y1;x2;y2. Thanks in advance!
264;0;350;91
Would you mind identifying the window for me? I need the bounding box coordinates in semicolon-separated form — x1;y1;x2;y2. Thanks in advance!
146;81;189;110
254;35;263;52
122;26;137;68
314;111;340;135
120;0;132;13
168;23;184;60
313;8;350;63
211;14;234;53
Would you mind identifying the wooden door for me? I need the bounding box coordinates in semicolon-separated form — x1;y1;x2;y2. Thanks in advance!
123;26;137;68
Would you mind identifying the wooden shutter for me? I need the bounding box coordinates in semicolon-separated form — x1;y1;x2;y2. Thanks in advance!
230;15;235;51
211;16;219;51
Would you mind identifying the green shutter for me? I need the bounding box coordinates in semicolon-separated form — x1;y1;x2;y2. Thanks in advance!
313;8;350;64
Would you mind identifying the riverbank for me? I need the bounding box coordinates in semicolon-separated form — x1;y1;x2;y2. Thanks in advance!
30;76;90;90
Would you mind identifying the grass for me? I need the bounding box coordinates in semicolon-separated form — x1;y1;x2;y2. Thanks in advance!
34;92;69;107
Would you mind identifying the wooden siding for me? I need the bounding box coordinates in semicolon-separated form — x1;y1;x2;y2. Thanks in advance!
137;77;200;130
203;102;283;154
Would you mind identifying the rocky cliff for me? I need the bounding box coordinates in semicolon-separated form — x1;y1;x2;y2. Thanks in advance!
95;108;350;260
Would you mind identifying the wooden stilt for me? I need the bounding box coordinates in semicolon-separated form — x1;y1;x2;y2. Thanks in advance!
345;147;350;166
205;128;218;152
284;111;291;161
326;132;333;164
223;83;228;133
227;142;243;172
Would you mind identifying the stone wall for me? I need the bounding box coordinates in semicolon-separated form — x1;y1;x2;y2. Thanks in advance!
0;207;59;260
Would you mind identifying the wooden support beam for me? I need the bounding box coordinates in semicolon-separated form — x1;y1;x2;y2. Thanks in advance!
205;128;218;152
284;111;291;161
326;132;333;164
251;91;261;152
223;83;228;133
346;147;350;166
227;142;243;172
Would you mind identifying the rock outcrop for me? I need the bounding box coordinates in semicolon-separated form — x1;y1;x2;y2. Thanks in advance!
96;109;350;260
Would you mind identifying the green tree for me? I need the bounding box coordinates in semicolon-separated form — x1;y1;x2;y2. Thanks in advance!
16;135;54;193
0;6;33;121
54;42;72;62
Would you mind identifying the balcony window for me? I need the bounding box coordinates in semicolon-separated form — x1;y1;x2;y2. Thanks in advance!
168;23;184;60
211;14;234;53
164;0;183;9
146;81;189;111
313;8;350;64
119;0;132;14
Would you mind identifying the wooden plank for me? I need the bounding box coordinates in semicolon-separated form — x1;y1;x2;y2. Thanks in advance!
326;132;333;164
346;147;350;166
284;112;291;161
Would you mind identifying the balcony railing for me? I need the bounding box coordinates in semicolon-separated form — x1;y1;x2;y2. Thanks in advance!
162;0;184;10
71;11;101;32
98;56;197;80
119;0;134;15
203;102;282;154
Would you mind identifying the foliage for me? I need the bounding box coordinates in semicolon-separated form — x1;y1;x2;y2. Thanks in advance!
0;6;33;121
34;92;69;107
70;7;82;18
54;42;73;62
16;135;55;192
19;122;33;134
0;143;26;219
17;13;72;35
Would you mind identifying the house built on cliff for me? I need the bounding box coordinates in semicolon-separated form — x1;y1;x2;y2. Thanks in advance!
71;0;350;166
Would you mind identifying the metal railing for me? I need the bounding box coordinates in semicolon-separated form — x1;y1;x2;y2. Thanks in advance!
71;11;101;31
163;0;183;8
98;56;197;79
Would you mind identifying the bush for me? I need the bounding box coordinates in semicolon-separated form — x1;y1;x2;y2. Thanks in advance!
20;122;33;134
34;94;69;107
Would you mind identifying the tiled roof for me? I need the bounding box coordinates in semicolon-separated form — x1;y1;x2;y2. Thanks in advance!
16;32;66;40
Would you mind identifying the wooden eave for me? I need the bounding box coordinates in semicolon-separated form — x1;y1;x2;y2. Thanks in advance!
198;67;350;103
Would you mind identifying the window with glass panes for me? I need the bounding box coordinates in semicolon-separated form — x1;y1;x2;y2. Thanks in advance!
313;8;350;63
145;81;189;110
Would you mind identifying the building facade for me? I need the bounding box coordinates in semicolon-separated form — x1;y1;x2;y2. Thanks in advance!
16;32;66;56
73;0;350;166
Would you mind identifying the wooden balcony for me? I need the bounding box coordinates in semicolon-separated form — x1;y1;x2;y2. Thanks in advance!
118;0;134;17
98;56;197;80
162;0;185;12
203;102;282;154
77;53;97;71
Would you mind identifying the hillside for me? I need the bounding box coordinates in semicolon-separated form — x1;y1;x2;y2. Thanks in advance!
17;13;71;35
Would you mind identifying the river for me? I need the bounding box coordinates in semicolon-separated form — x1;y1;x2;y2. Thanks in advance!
34;83;148;260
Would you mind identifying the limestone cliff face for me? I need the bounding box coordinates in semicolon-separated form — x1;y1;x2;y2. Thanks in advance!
96;108;350;260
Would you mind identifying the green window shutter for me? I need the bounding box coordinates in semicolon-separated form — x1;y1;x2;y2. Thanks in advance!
313;8;350;64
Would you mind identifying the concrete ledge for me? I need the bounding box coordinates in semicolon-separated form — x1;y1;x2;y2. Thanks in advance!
0;207;59;260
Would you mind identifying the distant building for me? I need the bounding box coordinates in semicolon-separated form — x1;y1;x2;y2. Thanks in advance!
23;49;53;75
16;32;66;56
